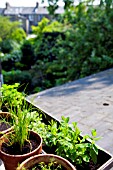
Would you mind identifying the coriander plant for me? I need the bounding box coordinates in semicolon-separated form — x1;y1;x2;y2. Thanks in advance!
0;83;24;111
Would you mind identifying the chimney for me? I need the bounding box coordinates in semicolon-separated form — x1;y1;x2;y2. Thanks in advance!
6;2;10;9
36;2;39;8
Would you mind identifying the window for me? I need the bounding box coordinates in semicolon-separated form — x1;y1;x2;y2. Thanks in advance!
29;15;34;21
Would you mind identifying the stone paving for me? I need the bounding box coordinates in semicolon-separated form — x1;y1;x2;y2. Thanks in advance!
27;68;113;167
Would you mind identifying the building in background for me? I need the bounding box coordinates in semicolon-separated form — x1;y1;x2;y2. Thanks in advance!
0;2;64;34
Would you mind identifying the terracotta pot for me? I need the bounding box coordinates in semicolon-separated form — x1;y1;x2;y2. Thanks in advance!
17;154;76;170
0;130;42;170
0;112;13;137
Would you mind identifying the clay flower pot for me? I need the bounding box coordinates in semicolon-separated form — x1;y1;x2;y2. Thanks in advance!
0;112;13;137
0;130;42;170
17;154;76;170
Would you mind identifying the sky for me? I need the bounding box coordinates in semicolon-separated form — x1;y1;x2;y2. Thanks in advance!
0;0;99;8
0;0;49;7
0;0;63;7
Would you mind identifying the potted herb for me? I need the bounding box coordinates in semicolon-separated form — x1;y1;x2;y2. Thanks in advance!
27;101;113;170
0;99;42;170
17;154;76;170
0;84;22;137
30;116;100;169
0;83;24;136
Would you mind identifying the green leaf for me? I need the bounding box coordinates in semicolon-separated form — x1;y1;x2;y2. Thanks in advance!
92;144;98;155
94;137;101;141
83;155;90;162
91;129;97;137
61;116;70;123
90;149;97;164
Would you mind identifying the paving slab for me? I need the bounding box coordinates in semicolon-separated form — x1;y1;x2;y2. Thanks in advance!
27;68;113;165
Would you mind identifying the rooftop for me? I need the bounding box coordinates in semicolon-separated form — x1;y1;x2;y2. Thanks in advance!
2;2;64;15
27;68;113;158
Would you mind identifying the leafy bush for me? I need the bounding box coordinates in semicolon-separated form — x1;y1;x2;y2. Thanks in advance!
11;28;26;43
34;32;64;61
3;70;32;93
20;40;35;70
32;17;65;61
2;2;113;94
1;50;22;71
35;3;113;87
0;39;14;53
30;62;54;92
30;115;100;167
0;16;20;41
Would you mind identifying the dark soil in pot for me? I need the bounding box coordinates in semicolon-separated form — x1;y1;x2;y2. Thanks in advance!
75;161;100;170
42;144;56;154
73;149;111;170
0;131;42;170
42;145;111;170
1;132;40;155
0;112;13;137
1;105;9;112
42;145;99;170
17;154;76;170
0;122;11;131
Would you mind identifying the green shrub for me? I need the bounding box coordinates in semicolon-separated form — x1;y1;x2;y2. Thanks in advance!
20;40;35;70
1;50;22;71
0;39;14;53
11;28;26;43
3;70;32;93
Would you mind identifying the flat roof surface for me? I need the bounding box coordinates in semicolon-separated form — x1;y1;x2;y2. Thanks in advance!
28;68;113;159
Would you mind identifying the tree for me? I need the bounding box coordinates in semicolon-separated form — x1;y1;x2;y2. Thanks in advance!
0;16;24;41
41;0;113;15
11;28;26;43
41;0;74;15
20;40;35;70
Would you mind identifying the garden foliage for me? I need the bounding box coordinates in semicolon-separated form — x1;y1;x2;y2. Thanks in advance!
1;0;113;94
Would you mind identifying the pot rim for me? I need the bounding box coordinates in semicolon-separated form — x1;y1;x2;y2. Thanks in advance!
17;154;76;170
0;130;42;158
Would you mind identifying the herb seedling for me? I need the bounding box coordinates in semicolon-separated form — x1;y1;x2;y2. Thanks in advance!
37;160;62;170
41;116;100;166
0;83;24;111
0;116;12;132
7;100;33;151
28;111;47;141
22;159;63;170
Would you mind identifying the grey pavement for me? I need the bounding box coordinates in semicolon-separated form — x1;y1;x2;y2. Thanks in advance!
27;68;113;162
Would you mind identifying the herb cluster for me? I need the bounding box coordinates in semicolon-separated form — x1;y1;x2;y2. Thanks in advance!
30;115;100;166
